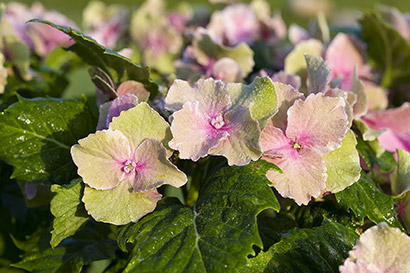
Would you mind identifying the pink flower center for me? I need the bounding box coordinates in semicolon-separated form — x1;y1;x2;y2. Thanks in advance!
291;141;302;152
122;160;137;174
210;114;225;130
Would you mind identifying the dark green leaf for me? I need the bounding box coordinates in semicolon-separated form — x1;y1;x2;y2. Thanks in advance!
360;13;410;87
29;20;158;97
0;96;96;184
240;219;358;273
50;179;89;248
12;229;116;273
356;135;396;172
117;163;281;273
335;176;401;228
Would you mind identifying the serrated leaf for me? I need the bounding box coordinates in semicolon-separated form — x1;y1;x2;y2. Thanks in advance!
240;219;358;273
323;129;361;194
360;13;410;87
356;135;396;172
0;96;96;184
228;77;278;129
117;162;280;273
12;229;116;273
335;175;401;228
50;179;89;248
29;20;158;97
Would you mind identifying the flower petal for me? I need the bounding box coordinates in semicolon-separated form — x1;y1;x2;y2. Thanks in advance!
340;222;410;272
106;94;139;128
305;54;331;94
165;78;231;114
209;107;262;166
71;129;131;190
263;147;327;205
116;80;150;102
83;183;161;225
286;93;348;154
132;139;187;192
269;82;304;130
109;102;173;154
169;101;228;161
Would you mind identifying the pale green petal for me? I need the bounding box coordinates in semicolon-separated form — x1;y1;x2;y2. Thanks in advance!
71;130;131;190
209;107;262;166
322;130;361;194
352;69;368;119
391;149;410;196
305;54;331;94
133;139;187;192
284;39;323;92
340;222;410;273
228;77;278;129
4;35;32;81
83;183;161;225
109;102;172;155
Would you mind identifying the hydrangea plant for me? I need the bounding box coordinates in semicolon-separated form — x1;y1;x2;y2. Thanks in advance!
0;0;410;272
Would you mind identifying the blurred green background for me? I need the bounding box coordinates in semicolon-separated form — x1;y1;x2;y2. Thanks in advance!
3;0;410;26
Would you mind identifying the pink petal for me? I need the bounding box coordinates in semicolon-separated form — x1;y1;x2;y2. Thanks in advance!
269;82;304;130
209;107;261;166
261;121;294;158
263;147;327;205
169;101;228;161
71;130;131;190
132;139;187;192
325;33;371;89
116;80;150;102
106;94;139;128
212;57;242;83
165;78;231;114
286;93;348;154
270;71;302;90
362;103;410;152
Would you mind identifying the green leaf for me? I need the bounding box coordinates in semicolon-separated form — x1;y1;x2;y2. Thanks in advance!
240;219;358;273
29;20;158;97
360;13;410;87
335;175;401;227
391;149;410;196
117;162;280;273
322;130;361;194
228;77;278;129
12;229;116;273
50;179;89;248
0;96;96;184
356;135;396;172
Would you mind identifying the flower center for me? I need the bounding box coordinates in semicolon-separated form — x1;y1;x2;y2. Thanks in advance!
122;160;137;174
292;141;302;152
210;114;225;130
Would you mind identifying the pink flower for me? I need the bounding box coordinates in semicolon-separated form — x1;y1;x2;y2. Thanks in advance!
362;103;410;153
261;89;349;205
165;78;262;166
4;2;77;57
325;33;372;90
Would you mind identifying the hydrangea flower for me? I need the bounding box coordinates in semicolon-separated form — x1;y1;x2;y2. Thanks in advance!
261;89;349;205
71;103;187;225
175;29;254;83
4;2;77;57
165;78;264;166
362;103;410;153
207;4;260;46
82;1;129;49
325;33;372;90
339;222;410;273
